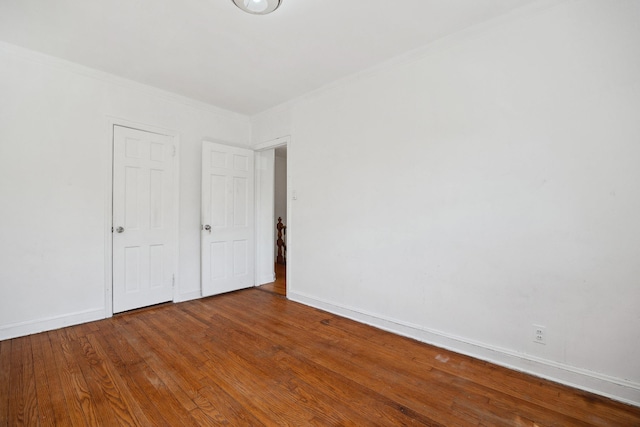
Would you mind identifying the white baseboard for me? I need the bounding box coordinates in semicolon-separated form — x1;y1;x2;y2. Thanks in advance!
0;308;105;341
289;291;640;407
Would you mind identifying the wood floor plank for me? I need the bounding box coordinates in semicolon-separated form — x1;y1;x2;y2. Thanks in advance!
199;322;376;425
37;331;75;426
78;325;139;425
201;343;337;425
231;288;631;426
213;292;481;425
133;311;279;424
187;406;231;426
8;336;40;426
84;331;155;426
44;330;86;427
0;340;11;427
114;319;204;426
21;337;40;426
147;302;338;425
142;308;267;425
2;288;639;426
211;290;640;426
239;296;587;426
62;326;126;425
7;337;24;426
196;385;266;426
97;320;181;427
125;313;207;390
318;309;636;426
30;332;63;427
53;328;101;426
184;305;442;426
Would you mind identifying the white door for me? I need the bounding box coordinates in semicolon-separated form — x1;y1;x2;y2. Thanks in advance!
113;125;176;313
201;141;255;296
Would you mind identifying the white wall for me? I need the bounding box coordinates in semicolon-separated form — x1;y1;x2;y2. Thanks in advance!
251;103;292;146
256;0;640;404
0;42;251;338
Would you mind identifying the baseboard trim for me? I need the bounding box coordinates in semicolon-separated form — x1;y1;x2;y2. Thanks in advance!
0;308;105;341
288;291;640;407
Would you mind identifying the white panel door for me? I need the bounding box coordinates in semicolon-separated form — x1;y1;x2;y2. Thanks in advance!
113;125;176;313
201;141;255;296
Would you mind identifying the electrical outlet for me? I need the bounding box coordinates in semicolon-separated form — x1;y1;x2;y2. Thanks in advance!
533;325;546;345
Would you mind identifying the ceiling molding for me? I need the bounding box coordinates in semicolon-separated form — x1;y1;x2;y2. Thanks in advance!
257;0;568;117
0;40;250;123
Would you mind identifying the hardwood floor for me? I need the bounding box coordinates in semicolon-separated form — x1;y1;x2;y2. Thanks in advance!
258;263;286;296
2;289;639;426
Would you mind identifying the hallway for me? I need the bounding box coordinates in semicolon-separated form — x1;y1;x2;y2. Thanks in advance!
258;263;286;296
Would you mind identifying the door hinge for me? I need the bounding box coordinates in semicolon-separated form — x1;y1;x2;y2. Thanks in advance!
111;226;114;233
172;145;176;157
172;274;175;288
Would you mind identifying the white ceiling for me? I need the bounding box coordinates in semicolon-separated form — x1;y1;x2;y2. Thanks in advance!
0;0;538;116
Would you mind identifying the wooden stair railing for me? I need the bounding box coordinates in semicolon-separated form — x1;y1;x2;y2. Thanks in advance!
277;217;287;265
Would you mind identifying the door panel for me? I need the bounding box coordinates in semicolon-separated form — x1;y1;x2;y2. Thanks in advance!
113;125;175;313
201;142;255;296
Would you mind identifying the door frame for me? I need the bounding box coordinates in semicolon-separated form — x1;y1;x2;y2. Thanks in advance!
104;117;181;317
253;135;291;293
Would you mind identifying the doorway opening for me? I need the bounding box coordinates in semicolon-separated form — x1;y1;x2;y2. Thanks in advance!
254;137;289;297
273;145;287;294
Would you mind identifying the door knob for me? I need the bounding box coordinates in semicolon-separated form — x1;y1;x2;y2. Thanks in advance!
203;224;211;232
116;226;125;233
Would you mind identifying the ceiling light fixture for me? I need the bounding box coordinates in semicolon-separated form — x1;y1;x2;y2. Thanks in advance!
232;0;281;15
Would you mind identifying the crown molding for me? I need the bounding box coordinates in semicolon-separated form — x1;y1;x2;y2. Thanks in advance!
258;0;570;116
0;40;250;124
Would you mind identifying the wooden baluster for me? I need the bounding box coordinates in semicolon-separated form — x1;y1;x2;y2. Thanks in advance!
283;224;286;265
277;217;285;265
